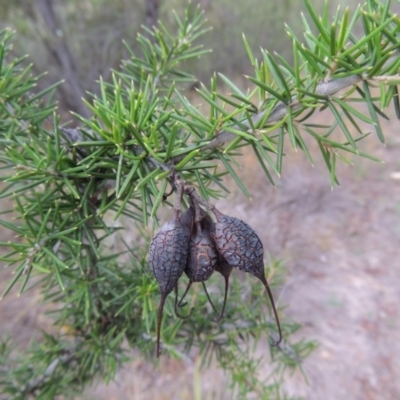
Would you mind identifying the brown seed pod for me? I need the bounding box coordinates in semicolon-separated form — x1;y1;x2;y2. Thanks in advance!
186;219;218;282
176;204;223;318
201;213;232;322
173;206;196;319
211;207;282;345
177;219;218;317
148;209;190;357
180;206;194;233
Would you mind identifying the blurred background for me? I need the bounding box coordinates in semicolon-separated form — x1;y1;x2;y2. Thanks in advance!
1;0;400;399
0;0;358;119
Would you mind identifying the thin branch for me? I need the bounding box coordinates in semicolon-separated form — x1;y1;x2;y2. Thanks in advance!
202;75;362;151
202;49;399;153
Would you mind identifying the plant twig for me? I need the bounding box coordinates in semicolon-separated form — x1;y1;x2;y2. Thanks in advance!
202;75;362;151
203;49;400;153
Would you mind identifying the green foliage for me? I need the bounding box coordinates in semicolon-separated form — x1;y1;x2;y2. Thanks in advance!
0;0;399;398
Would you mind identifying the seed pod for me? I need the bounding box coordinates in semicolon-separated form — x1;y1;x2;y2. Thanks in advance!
211;207;282;345
180;206;194;233
201;213;232;321
148;209;190;357
173;206;195;319
176;206;220;317
186;219;218;282
177;219;218;317
212;208;264;275
183;217;218;315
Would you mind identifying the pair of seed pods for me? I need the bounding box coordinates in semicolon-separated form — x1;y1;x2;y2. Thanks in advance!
148;194;282;357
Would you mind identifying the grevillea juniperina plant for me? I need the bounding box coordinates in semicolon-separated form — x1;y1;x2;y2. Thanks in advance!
148;175;282;356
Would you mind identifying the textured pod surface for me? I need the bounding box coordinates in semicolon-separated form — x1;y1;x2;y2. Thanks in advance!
212;209;282;345
186;220;218;282
212;209;264;278
215;256;233;278
148;212;190;295
180;206;194;234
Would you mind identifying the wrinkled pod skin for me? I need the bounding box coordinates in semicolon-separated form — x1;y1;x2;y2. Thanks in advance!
212;208;264;276
211;208;283;345
148;210;190;357
173;206;195;318
186;216;218;282
177;207;222;319
202;214;232;322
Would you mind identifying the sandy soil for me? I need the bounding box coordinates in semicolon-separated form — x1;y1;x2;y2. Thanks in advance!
249;139;400;400
1;113;400;400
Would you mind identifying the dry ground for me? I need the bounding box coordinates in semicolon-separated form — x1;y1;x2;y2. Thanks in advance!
1;111;400;400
